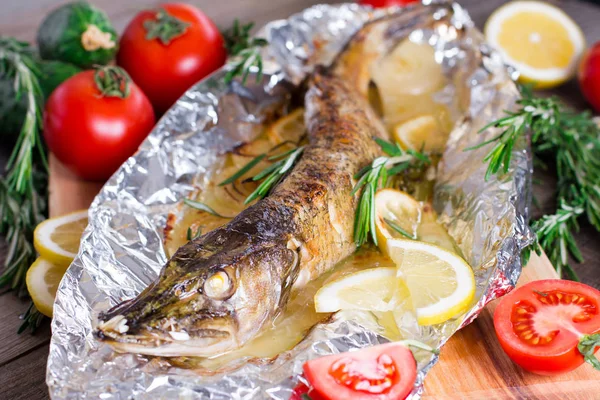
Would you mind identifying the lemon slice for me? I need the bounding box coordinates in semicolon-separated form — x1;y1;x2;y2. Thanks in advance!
33;210;88;267
314;267;396;313
374;189;422;254
485;1;585;88
387;239;475;326
26;257;69;317
267;108;306;145
418;204;461;254
371;39;445;97
393;115;447;154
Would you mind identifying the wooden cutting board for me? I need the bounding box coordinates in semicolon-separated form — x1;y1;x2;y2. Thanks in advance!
49;155;600;400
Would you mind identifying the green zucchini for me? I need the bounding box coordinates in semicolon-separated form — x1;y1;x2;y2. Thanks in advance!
37;60;82;99
36;2;118;68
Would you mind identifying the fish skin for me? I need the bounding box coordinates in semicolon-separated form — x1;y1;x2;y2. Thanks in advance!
96;19;395;357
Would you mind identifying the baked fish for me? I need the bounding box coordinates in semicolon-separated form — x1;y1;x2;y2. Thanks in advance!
96;14;405;357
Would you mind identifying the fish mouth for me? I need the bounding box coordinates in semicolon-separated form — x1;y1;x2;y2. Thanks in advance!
96;315;237;357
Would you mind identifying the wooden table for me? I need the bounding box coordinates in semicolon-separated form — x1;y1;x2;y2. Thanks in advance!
1;1;600;399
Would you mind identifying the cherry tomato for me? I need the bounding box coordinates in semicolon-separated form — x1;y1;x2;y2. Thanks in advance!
303;343;417;400
358;0;419;8
494;279;600;375
579;42;600;113
44;67;155;181
117;3;227;114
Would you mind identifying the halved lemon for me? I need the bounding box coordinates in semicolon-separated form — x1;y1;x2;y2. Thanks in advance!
485;1;585;88
266;108;306;145
314;267;397;313
33;210;88;267
393;114;447;154
26;257;69;317
374;189;422;254
387;239;475;326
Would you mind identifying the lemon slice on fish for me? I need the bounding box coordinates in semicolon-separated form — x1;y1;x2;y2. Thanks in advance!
387;239;475;326
314;267;397;313
374;189;422;255
26;257;69;317
267;108;306;145
33;210;88;267
393;114;447;154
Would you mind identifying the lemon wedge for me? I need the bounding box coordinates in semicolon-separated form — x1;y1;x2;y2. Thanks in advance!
374;189;422;254
26;257;69;317
393;115;447;154
267;108;306;145
314;267;397;313
387;239;475;326
33;210;88;267
485;1;585;88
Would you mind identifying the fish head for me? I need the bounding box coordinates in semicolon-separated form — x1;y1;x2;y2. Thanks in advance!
96;236;298;357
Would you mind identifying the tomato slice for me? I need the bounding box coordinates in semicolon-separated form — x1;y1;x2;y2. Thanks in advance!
290;382;326;400
494;279;600;375
358;0;419;7
303;343;417;400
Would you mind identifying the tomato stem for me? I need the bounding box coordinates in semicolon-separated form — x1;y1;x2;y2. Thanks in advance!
578;333;600;371
144;9;190;45
93;66;131;98
399;339;440;355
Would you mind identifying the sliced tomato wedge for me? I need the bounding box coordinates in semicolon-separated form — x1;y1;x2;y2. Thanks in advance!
494;279;600;375
303;342;417;400
290;382;326;400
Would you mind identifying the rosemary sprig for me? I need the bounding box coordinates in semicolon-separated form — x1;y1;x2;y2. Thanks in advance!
183;198;233;219
186;226;203;241
219;145;305;204
353;138;430;247
385;218;416;239
244;146;304;204
473;86;600;278
221;20;268;84
0;37;48;332
219;154;266;186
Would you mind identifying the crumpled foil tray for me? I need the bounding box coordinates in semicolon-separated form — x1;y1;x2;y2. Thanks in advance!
47;1;534;398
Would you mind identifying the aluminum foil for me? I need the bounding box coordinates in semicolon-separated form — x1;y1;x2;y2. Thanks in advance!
47;1;534;398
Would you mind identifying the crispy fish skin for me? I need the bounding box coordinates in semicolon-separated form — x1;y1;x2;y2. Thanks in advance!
97;70;386;357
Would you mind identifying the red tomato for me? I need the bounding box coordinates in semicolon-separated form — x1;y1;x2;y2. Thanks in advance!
303;343;417;400
579;42;600;113
117;3;227;114
494;279;600;375
290;382;325;400
44;68;155;181
358;0;419;7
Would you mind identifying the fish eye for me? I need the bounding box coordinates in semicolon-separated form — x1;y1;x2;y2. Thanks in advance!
204;270;232;300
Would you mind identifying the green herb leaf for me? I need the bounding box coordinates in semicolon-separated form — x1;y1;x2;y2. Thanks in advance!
219;154;266;186
0;37;48;332
186;226;203;241
384;218;415;239
221;20;268;85
183;198;233;219
471;85;600;278
244;147;305;204
578;333;600;371
352;141;429;247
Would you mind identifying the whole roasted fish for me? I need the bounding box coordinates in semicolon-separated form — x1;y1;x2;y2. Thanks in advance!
96;13;411;357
